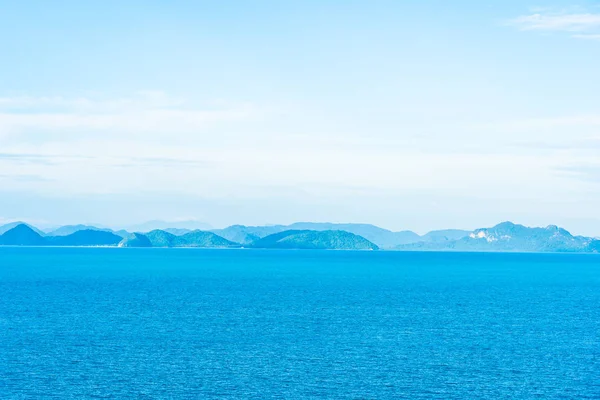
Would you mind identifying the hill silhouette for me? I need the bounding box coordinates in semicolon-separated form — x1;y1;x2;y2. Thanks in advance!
251;230;378;250
0;224;47;246
47;230;123;246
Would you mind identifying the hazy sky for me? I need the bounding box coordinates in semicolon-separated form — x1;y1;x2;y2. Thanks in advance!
1;0;600;235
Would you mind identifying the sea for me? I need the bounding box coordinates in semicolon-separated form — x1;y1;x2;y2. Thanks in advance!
1;248;599;399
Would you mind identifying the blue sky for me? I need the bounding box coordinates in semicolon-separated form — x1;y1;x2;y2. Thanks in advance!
1;0;600;234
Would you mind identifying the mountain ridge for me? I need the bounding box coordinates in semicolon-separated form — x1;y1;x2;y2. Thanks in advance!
0;221;45;236
250;230;379;250
396;221;596;253
1;221;599;253
2;221;473;248
210;222;470;248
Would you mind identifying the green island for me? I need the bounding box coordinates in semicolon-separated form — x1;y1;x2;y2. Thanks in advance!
0;221;599;252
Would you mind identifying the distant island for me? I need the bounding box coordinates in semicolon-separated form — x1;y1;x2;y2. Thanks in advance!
0;221;599;253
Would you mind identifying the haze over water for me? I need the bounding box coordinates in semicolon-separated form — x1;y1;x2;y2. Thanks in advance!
2;248;599;398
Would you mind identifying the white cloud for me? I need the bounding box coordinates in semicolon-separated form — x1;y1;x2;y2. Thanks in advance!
0;92;261;139
484;114;600;131
509;10;600;40
0;108;256;135
0;91;183;112
510;12;600;32
1;91;599;229
572;34;600;40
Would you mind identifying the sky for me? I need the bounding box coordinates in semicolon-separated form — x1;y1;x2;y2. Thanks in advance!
1;0;600;235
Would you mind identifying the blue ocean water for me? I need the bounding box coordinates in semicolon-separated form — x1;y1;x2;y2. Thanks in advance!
1;248;599;399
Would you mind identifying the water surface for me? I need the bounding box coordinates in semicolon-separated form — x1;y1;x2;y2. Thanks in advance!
1;248;599;398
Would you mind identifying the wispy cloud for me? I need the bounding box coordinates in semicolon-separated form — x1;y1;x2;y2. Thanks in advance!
511;13;600;31
509;10;600;40
491;114;600;130
572;33;600;40
0;153;60;165
555;164;600;183
0;92;262;140
111;156;209;169
0;91;184;112
514;138;600;151
0;90;598;220
0;174;52;182
0;152;90;165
